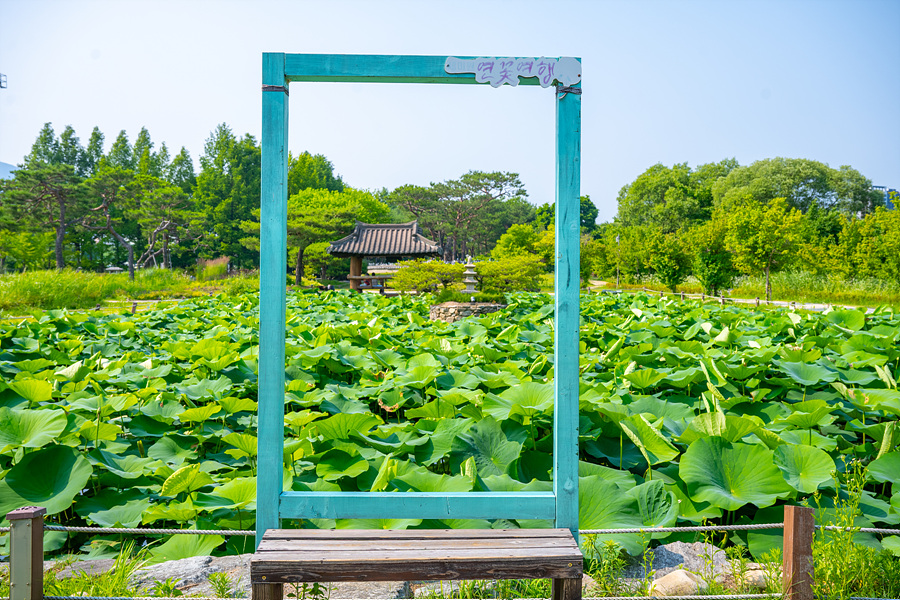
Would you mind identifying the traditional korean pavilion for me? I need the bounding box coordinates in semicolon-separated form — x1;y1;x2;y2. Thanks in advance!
327;221;442;290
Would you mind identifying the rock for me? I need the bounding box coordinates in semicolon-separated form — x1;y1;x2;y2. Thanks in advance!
582;573;597;591
650;569;707;597
624;541;729;579
54;558;118;580
742;569;770;590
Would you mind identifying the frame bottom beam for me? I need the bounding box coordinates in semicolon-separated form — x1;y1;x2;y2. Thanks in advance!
279;491;556;521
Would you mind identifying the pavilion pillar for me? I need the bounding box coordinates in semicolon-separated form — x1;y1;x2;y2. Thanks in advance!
349;256;362;291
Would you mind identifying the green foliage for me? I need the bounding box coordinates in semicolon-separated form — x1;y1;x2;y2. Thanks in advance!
686;218;735;296
491;224;541;259
647;232;691;292
391;260;464;292
476;255;543;293
713;157;882;215
196;257;229;281
388;171;534;261
725;197;806;301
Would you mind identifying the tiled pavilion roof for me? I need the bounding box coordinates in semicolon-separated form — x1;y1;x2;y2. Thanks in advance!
326;221;442;258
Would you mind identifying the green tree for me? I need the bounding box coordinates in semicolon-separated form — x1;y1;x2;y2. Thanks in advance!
580;195;599;234
725;197;805;301
648;232;691;292
1;164;85;268
616;160;738;232
58;126;84;170
132;174;200;269
106;130;135;170
80;127;105;177
288;151;344;195
491;224;540;259
713;158;881;216
168;147;196;195
194;125;260;268
84;165;138;279
686;218;735;296
476;255;543;293
389;171;530;261
240;187;388;284
25;123;60;166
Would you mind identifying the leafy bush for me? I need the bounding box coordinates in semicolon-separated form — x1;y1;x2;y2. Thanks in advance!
432;290;507;304
391;260;464;292
476;254;543;292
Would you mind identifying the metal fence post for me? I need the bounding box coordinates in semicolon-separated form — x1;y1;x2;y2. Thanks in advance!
783;505;814;600
7;506;46;600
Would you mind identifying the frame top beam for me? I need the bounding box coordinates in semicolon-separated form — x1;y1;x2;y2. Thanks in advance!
277;53;580;86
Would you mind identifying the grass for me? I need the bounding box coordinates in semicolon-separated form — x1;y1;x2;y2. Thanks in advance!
0;268;263;315
598;270;900;310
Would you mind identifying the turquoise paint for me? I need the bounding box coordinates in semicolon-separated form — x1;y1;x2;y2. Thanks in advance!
257;53;581;546
553;80;582;542
284;54;545;85
279;491;556;521
257;52;289;548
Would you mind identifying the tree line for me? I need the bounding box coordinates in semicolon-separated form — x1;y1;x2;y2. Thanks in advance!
489;158;898;300
0;123;545;280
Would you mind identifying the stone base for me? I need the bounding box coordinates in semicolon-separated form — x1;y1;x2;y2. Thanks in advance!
429;302;505;323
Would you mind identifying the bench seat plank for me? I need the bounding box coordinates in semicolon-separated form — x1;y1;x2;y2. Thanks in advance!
251;528;583;585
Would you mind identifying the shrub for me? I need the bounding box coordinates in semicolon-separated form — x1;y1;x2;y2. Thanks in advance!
391;260;464;292
476;254;543;293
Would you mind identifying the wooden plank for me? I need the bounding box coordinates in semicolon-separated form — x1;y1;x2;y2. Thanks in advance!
257;51;289;549
552;578;583;600
252;556;582;583
284;54;543;85
251;582;283;600
257;539;576;553
783;505;814;600
553;74;582;540
261;528;573;540
253;547;581;561
278;490;556;520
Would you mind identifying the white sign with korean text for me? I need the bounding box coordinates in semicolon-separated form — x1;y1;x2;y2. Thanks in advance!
444;56;581;88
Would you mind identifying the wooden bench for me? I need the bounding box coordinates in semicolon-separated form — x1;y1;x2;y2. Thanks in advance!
251;528;583;600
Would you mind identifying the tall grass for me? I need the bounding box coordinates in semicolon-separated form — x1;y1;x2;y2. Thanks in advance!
0;268;193;313
607;270;900;308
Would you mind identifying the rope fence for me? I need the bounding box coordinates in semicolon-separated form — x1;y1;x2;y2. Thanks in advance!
4;507;900;600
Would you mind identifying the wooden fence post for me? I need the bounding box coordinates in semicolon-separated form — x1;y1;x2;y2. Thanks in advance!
783;505;814;600
7;506;46;600
719;294;725;305
680;291;684;301
755;296;760;308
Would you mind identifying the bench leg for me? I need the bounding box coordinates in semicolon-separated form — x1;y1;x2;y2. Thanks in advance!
552;578;582;600
252;582;283;600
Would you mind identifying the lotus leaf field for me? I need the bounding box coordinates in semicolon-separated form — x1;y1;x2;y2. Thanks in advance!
1;291;899;563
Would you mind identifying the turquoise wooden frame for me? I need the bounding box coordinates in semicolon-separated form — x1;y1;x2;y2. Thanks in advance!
258;53;581;547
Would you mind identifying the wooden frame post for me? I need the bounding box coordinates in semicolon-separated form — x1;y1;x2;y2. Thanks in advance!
554;83;581;540
7;506;46;600
257;53;581;546
783;505;814;600
257;52;290;546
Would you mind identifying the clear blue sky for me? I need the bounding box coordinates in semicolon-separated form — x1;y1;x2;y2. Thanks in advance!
1;0;897;223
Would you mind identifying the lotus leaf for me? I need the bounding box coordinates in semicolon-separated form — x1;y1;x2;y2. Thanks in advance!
316;449;368;481
869;453;900;483
773;444;835;493
775;361;837;387
0;407;66;452
8;379;53;404
147;533;225;565
680;437;792;511
619;414;679;465
148;435;199;466
161;464;215;497
449;416;524;477
0;446;92;515
825;309;867;331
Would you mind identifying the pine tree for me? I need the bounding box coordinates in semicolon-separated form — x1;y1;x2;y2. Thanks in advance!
58;126;84;169
81;127;105;177
25;123;60;166
106;130;135;170
169;147;196;195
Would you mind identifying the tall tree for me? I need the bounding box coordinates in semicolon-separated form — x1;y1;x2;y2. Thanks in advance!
84;165;138;279
240;187;388;284
616;160;738;232
58;126;84;170
169;147;196;195
25;123;60;166
712;158;881;216
288;151;344;195
81;127;105;177
0;164;85;268
132;174;200;269
106;130;135;170
725;197;805;301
